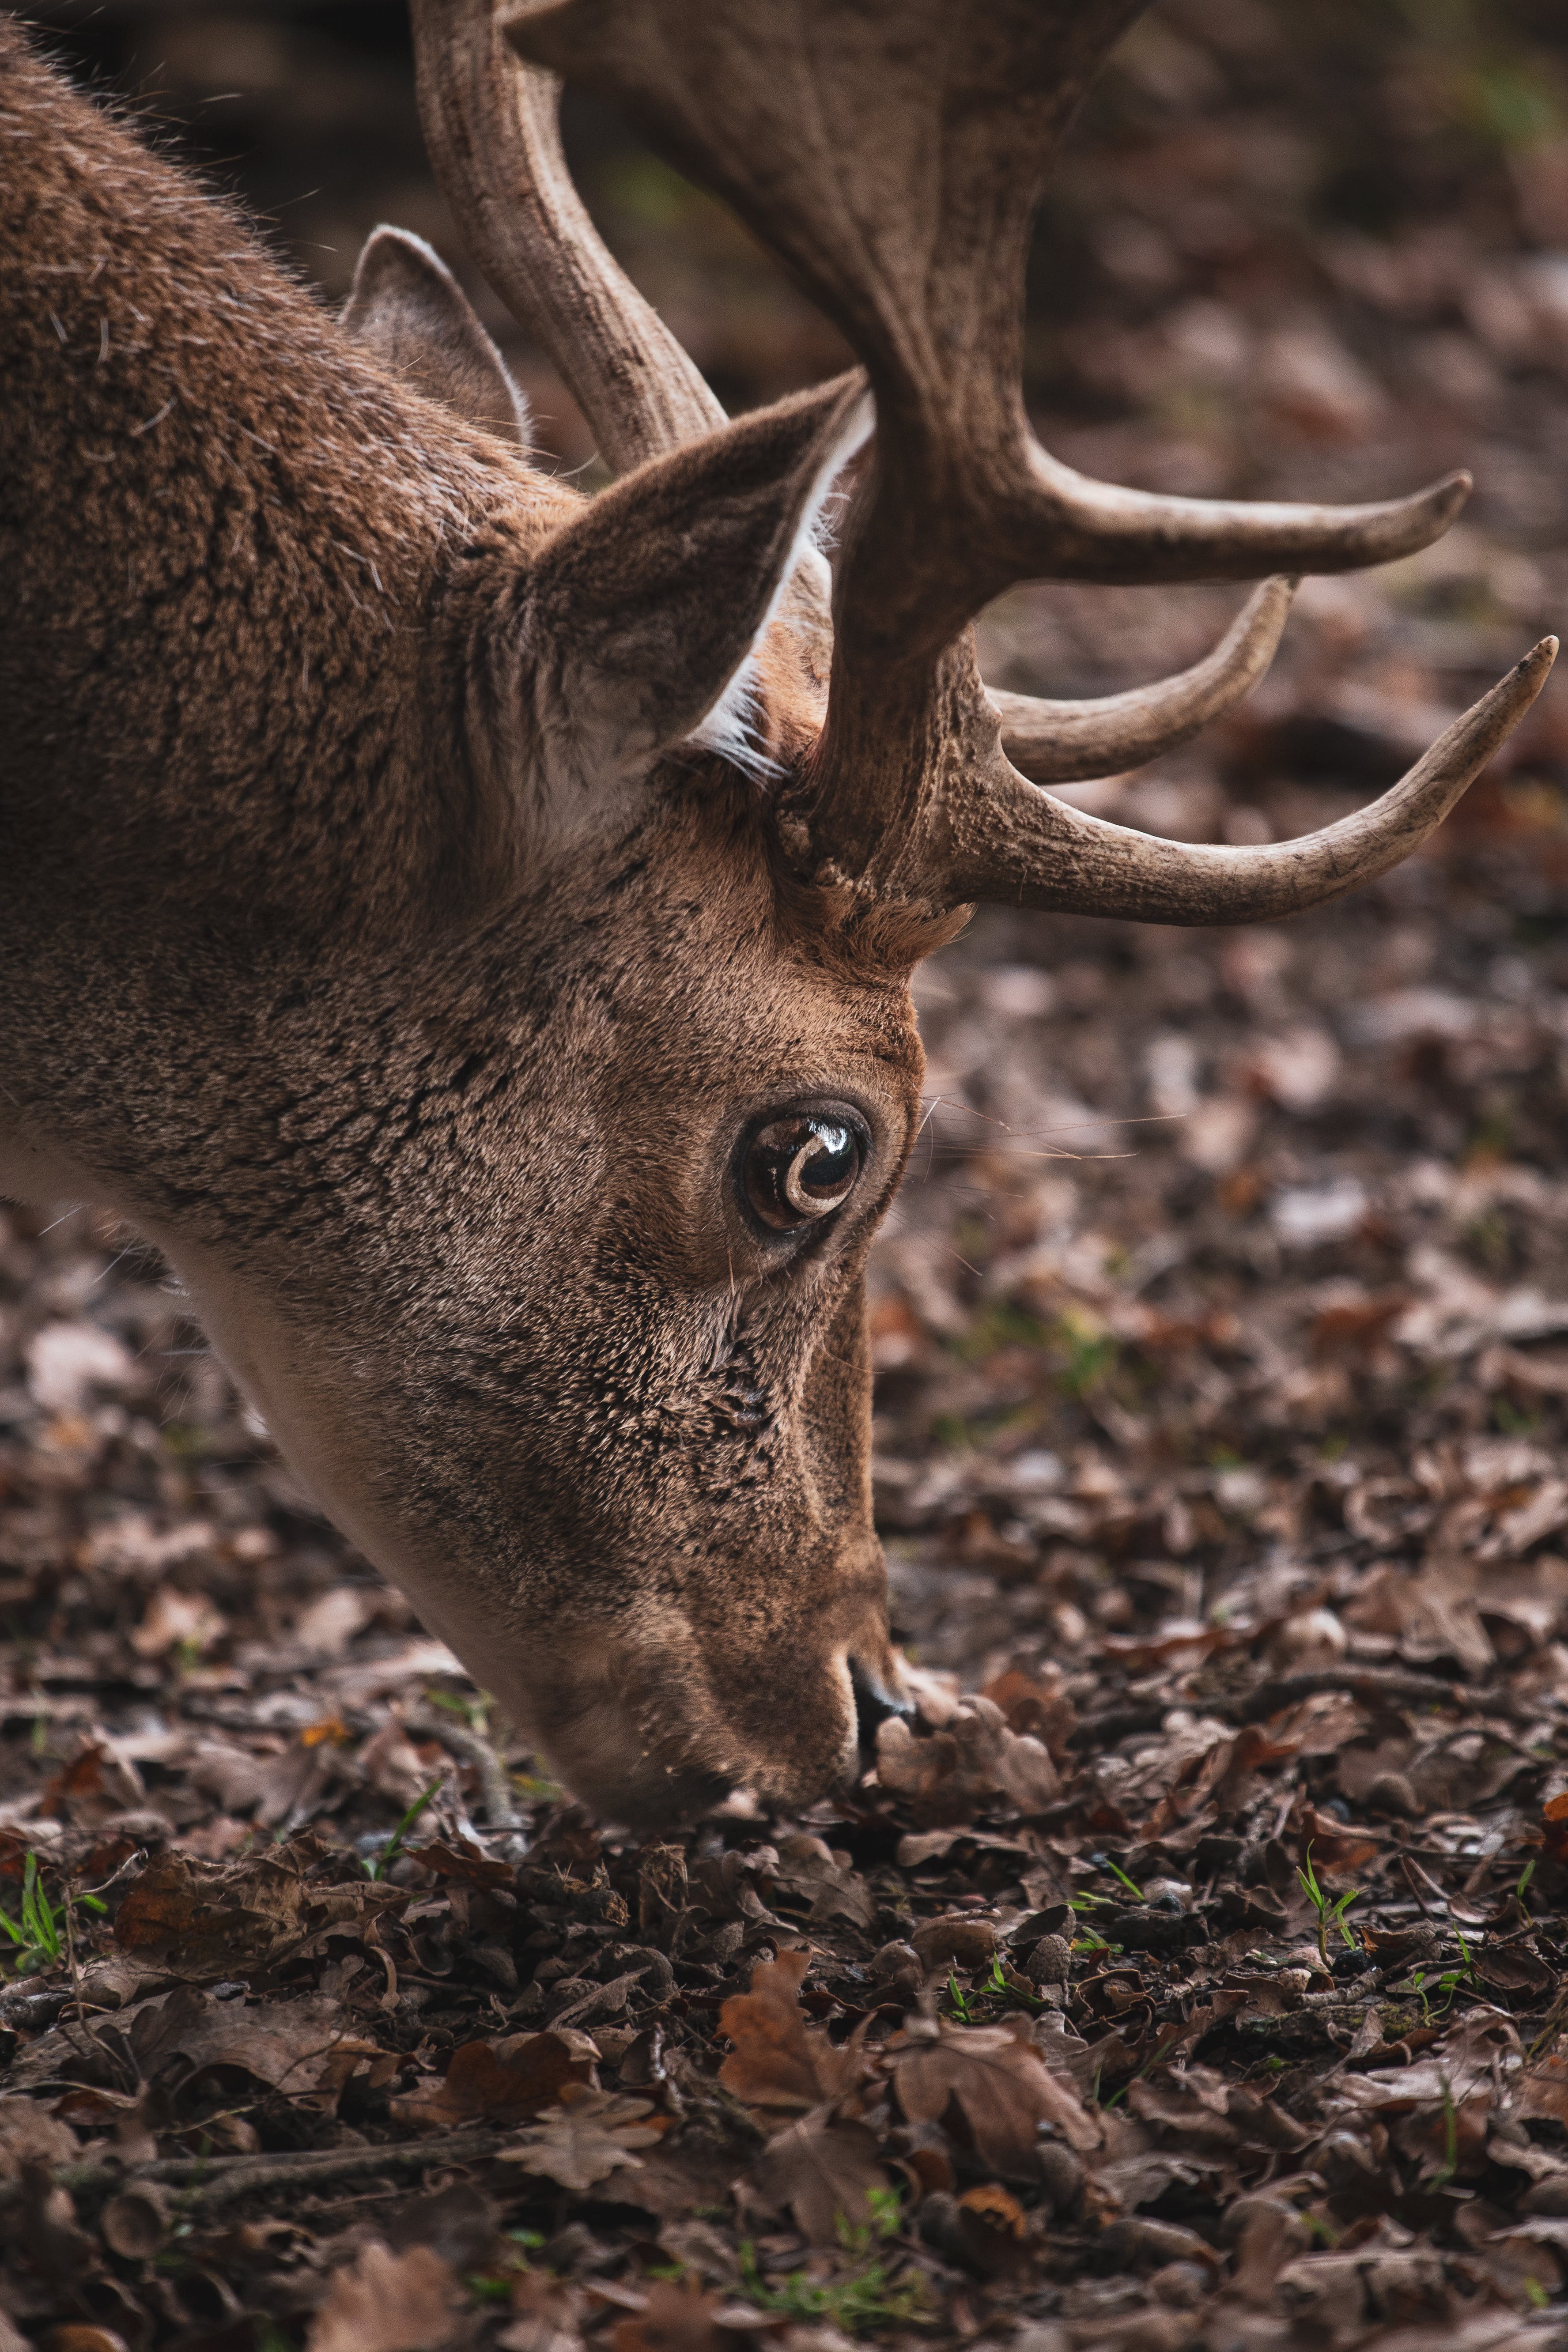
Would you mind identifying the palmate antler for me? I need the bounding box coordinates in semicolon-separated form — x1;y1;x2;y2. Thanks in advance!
429;0;1554;924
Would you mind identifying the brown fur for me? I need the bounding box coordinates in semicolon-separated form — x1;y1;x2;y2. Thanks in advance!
0;23;932;1822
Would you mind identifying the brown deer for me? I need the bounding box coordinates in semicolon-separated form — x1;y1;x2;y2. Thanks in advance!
0;1;1553;1826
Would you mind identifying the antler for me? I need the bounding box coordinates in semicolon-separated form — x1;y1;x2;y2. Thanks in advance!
413;0;846;659
991;577;1296;787
411;0;722;475
503;0;1554;921
950;637;1557;921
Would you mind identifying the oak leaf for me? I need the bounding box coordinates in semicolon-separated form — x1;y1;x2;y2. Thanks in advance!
892;2020;1099;2171
386;2181;504;2277
306;2240;464;2352
876;1700;1059;1825
1476;1942;1552;1994
951;2181;1031;2276
0;2094;77;2177
499;2086;666;2193
408;1836;517;1889
502;2272;590;2352
390;2032;591;2132
130;1986;377;2101
610;2278;740;2352
40;1738;147;1826
750;2114;889;2244
718;1949;860;2110
763;1836;876;1929
112;1841;399;1978
1511;2054;1568;2128
960;2182;1025;2236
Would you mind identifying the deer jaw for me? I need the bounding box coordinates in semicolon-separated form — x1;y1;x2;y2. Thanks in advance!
110;795;922;1827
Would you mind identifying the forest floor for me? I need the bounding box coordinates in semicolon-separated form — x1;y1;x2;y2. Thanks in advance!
7;3;1568;2349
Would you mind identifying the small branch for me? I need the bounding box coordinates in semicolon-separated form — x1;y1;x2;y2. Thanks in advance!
1068;1704;1168;1751
1070;1667;1496;1754
1301;1970;1384;2008
1401;1853;1443;1918
411;1713;526;1828
1237;1668;1470;1723
0;2129;507;2216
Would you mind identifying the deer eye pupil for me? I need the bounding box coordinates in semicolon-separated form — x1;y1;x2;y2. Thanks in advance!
743;1117;862;1232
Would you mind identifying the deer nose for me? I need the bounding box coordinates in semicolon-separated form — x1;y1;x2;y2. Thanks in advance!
850;1657;913;1760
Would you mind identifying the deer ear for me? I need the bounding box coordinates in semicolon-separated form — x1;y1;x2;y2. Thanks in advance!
517;371;869;815
342;225;530;449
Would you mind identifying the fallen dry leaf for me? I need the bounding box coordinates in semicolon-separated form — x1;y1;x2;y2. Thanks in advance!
499;2272;589;2352
38;1740;146;1826
876;1699;1059;1823
112;1840;400;1978
749;2114;888;2244
1542;1791;1568;1869
389;2032;591;2131
609;2278;739;2352
952;2180;1031;2276
409;1837;518;1889
892;2019;1099;2171
135;1985;376;2099
1514;2056;1568;2129
718;1949;862;2109
306;2240;465;2352
130;1582;225;1658
499;2086;666;2193
0;2094;77;2176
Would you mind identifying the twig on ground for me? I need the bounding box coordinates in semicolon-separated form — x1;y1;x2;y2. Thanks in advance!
1071;1669;1488;1754
0;2128;509;2217
1402;1853;1442;1918
411;1712;525;1828
1238;1669;1469;1723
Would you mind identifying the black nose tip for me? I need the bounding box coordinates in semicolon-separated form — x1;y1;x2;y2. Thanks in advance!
850;1659;914;1757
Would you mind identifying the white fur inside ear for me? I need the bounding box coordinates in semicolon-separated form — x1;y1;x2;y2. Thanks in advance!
684;389;874;780
689;652;777;779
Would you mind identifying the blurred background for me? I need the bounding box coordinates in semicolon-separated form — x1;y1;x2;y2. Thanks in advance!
7;0;1568;1789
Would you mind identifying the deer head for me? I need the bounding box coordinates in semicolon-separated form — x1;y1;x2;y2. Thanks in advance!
0;4;1553;1826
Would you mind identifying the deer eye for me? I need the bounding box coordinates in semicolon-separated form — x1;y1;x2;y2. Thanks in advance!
742;1115;864;1233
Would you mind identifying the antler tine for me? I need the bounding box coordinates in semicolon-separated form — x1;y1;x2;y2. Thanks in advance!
992;577;1297;788
941;638;1558;925
504;0;1487;909
497;0;1473;614
411;0;722;476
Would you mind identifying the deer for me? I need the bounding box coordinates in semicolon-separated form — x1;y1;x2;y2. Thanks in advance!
0;0;1554;1828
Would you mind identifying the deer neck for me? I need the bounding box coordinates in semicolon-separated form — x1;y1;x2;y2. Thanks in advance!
0;25;563;948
